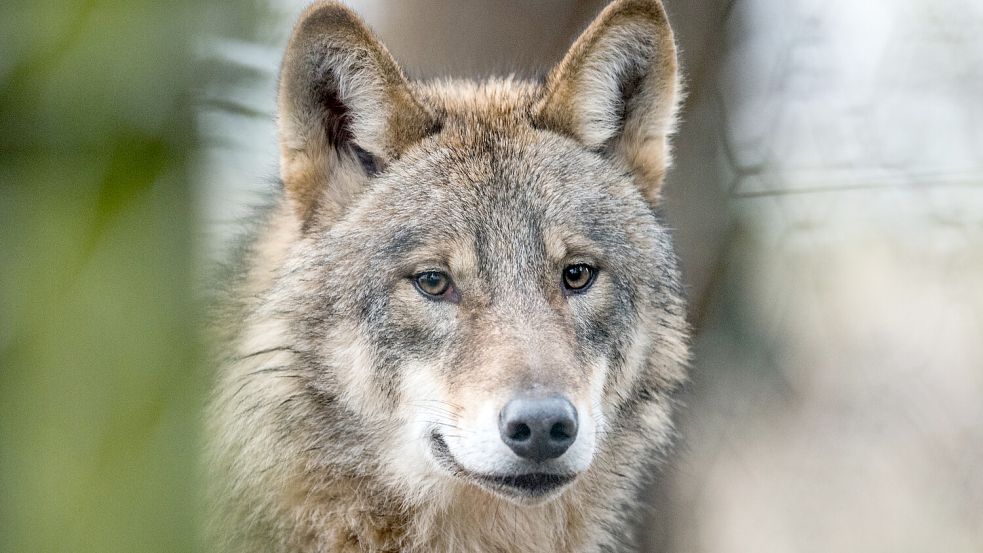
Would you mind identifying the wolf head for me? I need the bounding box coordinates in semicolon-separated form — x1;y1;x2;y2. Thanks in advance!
262;0;687;506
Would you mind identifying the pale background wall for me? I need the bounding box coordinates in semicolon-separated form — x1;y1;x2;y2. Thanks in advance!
197;1;983;550
653;1;983;551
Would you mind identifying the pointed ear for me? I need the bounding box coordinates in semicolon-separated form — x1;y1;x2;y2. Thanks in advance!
533;0;681;204
277;1;438;223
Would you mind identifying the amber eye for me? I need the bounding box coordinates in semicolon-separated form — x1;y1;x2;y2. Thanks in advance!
413;271;452;298
562;264;596;293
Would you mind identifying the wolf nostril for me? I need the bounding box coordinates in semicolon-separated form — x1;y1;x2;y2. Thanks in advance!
499;395;578;463
550;421;573;441
508;422;532;442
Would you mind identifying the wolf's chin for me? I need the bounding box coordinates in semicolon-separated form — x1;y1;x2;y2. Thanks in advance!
429;432;578;504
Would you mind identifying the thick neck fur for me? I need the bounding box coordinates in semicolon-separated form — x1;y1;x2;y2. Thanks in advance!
273;463;611;552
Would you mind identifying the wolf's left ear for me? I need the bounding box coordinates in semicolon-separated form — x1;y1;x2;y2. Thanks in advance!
533;0;680;204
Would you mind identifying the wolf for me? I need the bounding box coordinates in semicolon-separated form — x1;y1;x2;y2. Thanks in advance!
207;0;689;551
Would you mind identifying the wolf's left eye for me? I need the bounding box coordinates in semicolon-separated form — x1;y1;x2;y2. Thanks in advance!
413;271;453;299
562;264;597;293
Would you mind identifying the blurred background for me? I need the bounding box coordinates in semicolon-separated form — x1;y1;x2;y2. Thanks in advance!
2;1;981;552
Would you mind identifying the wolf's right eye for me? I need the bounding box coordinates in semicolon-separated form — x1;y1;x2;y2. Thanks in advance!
413;271;453;299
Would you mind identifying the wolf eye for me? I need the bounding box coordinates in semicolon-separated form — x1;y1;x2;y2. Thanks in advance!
413;271;453;298
562;264;596;293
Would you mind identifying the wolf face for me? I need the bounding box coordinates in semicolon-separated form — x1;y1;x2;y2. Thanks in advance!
294;116;685;502
212;1;688;550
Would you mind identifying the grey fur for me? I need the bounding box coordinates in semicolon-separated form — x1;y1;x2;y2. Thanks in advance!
208;1;689;551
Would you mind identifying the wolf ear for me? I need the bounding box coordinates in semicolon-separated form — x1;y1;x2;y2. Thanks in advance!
277;1;438;222
533;0;680;204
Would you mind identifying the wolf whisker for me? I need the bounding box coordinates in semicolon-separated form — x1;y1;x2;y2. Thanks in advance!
235;346;301;361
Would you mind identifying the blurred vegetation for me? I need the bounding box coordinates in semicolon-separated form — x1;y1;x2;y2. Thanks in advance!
0;1;263;551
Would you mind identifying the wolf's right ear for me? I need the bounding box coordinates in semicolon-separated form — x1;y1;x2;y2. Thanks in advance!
277;2;438;223
533;0;681;205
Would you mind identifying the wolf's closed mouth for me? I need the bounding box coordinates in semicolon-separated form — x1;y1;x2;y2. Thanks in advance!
430;432;577;497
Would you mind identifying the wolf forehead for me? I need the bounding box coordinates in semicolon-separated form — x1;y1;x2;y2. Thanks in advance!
328;78;650;223
330;127;668;282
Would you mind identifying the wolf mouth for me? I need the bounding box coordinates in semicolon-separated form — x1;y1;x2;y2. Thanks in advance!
430;432;577;498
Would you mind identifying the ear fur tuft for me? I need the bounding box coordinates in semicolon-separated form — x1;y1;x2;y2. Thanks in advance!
277;1;438;223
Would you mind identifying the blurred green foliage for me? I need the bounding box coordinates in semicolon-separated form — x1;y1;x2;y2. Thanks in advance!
0;1;261;551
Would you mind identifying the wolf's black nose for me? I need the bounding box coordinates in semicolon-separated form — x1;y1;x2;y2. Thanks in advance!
499;396;578;462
